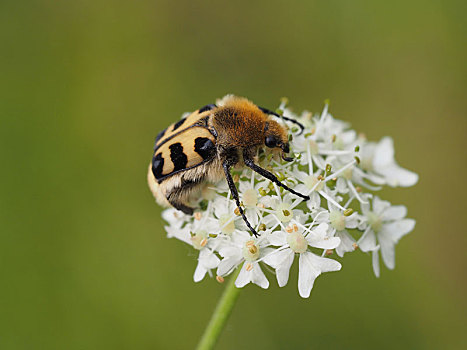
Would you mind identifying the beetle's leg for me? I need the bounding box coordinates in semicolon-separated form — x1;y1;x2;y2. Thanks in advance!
243;157;310;200
167;199;195;215
258;106;305;135
165;177;203;215
222;160;259;237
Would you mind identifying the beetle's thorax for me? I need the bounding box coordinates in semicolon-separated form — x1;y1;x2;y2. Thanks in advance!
211;102;267;148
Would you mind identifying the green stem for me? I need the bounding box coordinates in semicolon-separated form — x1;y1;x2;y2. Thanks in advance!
196;268;242;350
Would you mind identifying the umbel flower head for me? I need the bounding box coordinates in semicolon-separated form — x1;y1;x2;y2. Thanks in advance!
157;96;418;298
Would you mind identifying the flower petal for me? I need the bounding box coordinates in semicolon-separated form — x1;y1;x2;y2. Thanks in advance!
275;249;295;287
335;230;356;257
308;236;341;249
384;165;419;187
382;219;416;242
378;231;395;270
373;196;391;215
267;231;287;246
193;263;207;282
298;253;319;298
345;213;359;229
251;263;269;289
358;231;378;252
199;249;220;269
307;252;342;273
306;192;321;211
262;248;291;268
372;249;380;277
373;137;395;168
382;205;407;221
235;264;250;288
298;252;341;298
217;256;243;276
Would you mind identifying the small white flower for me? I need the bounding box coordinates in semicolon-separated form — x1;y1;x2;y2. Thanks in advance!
358;196;415;276
359;137;418;187
327;202;359;257
264;222;341;298
262;192;305;228
217;231;272;289
166;226;223;282
212;197;241;235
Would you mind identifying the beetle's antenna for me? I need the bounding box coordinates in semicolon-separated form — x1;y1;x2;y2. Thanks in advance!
259;106;305;135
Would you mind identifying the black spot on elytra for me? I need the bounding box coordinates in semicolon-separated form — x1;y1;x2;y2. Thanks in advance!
194;137;216;160
172;117;186;131
198;104;216;114
152;153;164;179
169;143;188;171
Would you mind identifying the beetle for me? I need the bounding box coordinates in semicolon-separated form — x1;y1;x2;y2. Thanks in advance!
147;95;309;236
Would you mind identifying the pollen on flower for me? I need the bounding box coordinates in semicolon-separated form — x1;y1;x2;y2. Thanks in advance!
216;275;225;283
194;212;202;221
325;249;334;256
243;240;260;261
234;207;241;216
286;223;299;233
352;243;359;250
286;231;308;254
276;203;294;223
245;262;253;271
191;231;208;250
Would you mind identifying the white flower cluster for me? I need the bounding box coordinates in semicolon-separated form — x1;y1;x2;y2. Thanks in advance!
161;100;418;298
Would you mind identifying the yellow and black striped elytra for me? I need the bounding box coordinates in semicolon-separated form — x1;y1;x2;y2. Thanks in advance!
147;95;308;236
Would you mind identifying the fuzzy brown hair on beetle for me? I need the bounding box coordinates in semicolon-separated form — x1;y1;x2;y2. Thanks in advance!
147;95;308;236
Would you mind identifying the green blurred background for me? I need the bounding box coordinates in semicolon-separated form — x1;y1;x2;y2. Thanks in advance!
1;0;466;349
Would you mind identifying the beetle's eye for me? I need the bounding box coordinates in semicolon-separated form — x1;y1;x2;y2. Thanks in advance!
265;136;277;148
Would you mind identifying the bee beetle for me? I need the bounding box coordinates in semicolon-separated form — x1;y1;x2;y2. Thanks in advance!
147;95;309;236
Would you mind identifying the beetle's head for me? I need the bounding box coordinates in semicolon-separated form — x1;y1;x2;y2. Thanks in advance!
263;121;293;162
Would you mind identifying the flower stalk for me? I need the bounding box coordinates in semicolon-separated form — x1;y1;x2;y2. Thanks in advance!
196;268;242;350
